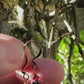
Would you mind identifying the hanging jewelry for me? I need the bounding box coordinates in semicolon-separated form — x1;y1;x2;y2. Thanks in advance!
22;40;42;84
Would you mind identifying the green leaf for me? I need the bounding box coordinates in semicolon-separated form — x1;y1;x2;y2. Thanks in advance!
64;37;71;45
52;0;56;2
80;30;84;42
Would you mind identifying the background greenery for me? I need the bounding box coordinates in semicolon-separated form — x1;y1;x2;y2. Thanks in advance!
0;0;84;84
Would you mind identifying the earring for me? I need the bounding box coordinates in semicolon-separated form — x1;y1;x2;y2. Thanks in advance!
31;59;41;84
22;53;29;84
22;40;42;84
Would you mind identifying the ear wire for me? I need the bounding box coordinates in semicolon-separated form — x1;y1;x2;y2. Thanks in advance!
24;40;42;61
22;40;42;84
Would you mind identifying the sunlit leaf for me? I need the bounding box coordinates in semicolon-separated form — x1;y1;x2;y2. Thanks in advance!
80;30;84;42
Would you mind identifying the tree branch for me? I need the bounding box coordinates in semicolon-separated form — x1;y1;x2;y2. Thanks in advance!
78;38;84;45
67;38;74;84
47;0;61;48
75;38;84;59
48;27;54;49
52;32;74;45
72;5;80;38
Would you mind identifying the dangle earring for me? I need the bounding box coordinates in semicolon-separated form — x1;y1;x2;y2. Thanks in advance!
22;51;29;84
31;59;41;84
22;40;42;84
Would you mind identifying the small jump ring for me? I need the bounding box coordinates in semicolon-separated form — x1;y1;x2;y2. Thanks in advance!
22;72;29;80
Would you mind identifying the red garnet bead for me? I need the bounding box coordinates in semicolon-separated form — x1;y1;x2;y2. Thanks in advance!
33;74;39;81
31;74;41;84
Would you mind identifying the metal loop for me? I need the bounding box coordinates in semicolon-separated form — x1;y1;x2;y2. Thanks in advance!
24;40;42;61
22;71;29;80
22;55;27;72
32;60;39;71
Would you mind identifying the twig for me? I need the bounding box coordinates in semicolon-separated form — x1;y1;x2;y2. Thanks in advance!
53;0;61;23
71;4;84;59
48;27;54;48
52;32;74;45
64;20;72;33
67;38;74;84
78;38;84;45
35;3;73;22
75;38;84;59
48;0;61;48
35;8;48;39
72;5;80;38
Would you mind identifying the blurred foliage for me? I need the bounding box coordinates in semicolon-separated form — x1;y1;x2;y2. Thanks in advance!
80;31;84;42
0;0;84;84
57;30;84;84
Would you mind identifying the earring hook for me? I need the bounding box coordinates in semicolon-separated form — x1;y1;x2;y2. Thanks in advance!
24;40;42;61
24;40;42;71
22;40;42;84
